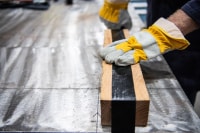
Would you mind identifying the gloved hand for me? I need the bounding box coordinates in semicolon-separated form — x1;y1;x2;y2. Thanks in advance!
99;0;132;30
100;18;190;66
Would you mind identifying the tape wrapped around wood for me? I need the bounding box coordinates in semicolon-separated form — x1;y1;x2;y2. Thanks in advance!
100;29;150;131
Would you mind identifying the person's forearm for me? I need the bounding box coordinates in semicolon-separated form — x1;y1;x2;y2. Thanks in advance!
168;9;199;35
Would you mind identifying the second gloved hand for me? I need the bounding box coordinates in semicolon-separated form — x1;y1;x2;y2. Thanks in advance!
100;18;190;66
99;0;132;30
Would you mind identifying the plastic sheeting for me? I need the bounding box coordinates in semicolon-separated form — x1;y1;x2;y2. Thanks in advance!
0;0;199;132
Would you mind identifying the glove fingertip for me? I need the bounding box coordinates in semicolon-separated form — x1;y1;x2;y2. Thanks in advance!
115;54;136;66
99;48;106;59
99;47;116;58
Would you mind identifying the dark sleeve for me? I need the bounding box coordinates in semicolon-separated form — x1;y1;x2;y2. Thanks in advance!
181;0;200;25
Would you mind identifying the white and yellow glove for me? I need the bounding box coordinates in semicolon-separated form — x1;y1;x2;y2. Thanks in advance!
100;18;190;66
99;0;132;30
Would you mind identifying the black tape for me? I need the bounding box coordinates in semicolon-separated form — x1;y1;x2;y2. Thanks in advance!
111;30;136;133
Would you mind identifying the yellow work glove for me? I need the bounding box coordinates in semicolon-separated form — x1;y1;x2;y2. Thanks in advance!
100;18;190;66
99;0;132;30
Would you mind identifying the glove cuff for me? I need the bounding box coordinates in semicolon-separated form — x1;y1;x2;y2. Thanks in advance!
99;0;128;23
154;18;186;39
107;0;129;4
146;18;190;52
104;0;128;10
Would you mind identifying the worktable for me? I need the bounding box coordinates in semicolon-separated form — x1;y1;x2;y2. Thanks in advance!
0;0;199;132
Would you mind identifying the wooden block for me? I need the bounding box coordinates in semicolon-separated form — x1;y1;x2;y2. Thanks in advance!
100;29;150;130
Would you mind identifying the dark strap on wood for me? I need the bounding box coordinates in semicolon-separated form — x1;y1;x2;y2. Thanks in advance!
111;30;136;133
